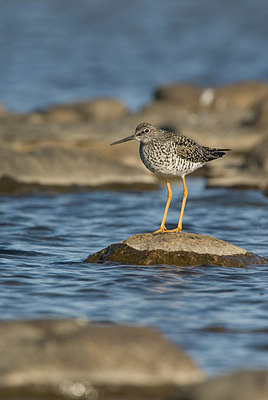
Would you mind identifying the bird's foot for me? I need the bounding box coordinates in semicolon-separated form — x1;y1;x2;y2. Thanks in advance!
165;227;182;233
153;226;168;234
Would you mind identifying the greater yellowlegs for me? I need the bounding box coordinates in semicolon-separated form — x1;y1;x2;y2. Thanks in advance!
111;122;230;233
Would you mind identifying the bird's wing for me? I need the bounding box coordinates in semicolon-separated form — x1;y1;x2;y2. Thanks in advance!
175;135;207;163
174;135;229;162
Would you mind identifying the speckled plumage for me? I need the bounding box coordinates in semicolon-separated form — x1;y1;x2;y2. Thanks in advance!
136;123;228;178
110;122;230;233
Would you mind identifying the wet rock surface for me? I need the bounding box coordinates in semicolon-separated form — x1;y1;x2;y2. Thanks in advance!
0;319;203;399
86;232;267;267
168;370;268;400
0;80;268;194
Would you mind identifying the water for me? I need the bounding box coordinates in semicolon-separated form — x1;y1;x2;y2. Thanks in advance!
0;179;267;376
0;0;267;112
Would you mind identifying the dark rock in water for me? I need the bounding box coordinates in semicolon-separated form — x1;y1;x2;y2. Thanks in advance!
86;233;267;267
0;319;203;399
167;370;268;400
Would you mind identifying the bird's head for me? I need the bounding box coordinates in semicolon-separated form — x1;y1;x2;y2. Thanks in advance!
110;123;158;146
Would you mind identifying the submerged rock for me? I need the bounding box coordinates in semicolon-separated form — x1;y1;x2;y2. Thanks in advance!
86;232;267;267
0;319;203;399
168;370;268;400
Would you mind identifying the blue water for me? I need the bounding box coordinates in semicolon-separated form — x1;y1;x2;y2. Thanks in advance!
0;179;267;376
0;0;267;112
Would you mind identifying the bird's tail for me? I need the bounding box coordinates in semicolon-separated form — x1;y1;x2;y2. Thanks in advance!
203;147;231;161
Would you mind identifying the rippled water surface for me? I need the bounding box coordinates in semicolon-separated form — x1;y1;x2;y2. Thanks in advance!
0;179;267;376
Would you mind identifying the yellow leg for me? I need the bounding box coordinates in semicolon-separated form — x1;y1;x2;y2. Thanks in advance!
153;179;172;233
167;176;188;233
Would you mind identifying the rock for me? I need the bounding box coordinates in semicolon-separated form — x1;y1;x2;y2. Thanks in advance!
35;98;129;122
154;81;268;116
0;102;6;116
209;81;268;111
155;83;203;113
140;97;262;153
244;137;268;174
0;114;159;193
0;81;267;194
206;173;268;191
85;232;267;267
253;98;268;129
83;98;128;121
0;146;157;191
167;370;268;400
207;137;268;191
140;101;190;128
0;319;203;399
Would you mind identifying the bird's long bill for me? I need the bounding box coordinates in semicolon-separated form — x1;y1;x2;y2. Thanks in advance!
110;135;134;146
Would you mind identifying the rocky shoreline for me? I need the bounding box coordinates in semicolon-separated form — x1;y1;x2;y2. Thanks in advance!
0;80;267;195
0;319;267;400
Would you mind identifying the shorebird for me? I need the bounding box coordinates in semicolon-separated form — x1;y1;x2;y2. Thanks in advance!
110;123;230;233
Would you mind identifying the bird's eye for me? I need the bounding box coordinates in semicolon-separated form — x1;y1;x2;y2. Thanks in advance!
144;128;150;133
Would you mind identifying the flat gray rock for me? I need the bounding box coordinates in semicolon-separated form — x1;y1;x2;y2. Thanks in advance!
86;232;267;267
0;146;156;191
0;319;203;399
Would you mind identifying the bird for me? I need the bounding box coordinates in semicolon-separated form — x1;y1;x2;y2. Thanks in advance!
110;122;230;233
